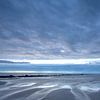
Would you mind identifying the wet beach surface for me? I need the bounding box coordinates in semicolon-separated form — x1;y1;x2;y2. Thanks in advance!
0;74;100;100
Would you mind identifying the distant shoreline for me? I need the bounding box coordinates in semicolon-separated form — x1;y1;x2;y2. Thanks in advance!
0;73;100;78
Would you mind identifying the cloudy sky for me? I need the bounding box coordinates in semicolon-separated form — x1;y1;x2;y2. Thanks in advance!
0;0;100;60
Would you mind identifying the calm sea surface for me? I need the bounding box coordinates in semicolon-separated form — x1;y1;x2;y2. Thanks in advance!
0;64;100;74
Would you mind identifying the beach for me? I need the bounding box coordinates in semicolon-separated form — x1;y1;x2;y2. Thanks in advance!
0;74;100;100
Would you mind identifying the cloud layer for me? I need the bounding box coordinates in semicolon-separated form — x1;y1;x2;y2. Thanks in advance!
0;0;100;59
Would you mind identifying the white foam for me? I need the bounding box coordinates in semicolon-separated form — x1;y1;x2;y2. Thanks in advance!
61;85;72;89
79;83;100;92
11;83;36;87
37;83;58;88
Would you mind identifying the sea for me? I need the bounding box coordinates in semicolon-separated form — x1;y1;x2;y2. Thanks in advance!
0;64;100;100
0;64;100;74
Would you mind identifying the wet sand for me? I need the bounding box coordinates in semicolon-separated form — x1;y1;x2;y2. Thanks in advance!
0;74;100;100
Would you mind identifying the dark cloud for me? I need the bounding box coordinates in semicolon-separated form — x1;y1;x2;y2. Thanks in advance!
0;0;100;59
0;60;29;64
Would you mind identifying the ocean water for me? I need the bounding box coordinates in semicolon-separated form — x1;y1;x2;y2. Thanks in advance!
0;64;100;74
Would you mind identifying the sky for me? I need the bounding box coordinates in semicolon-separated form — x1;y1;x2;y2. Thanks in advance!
0;0;100;61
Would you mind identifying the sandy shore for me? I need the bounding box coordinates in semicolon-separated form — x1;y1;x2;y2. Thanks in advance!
0;74;100;100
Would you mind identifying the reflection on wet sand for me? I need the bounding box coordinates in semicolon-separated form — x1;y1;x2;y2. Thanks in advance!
0;74;100;100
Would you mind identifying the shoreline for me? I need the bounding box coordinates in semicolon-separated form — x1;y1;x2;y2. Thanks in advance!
0;73;100;78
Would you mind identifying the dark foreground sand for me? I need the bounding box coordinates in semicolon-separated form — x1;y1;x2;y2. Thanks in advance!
0;74;100;100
